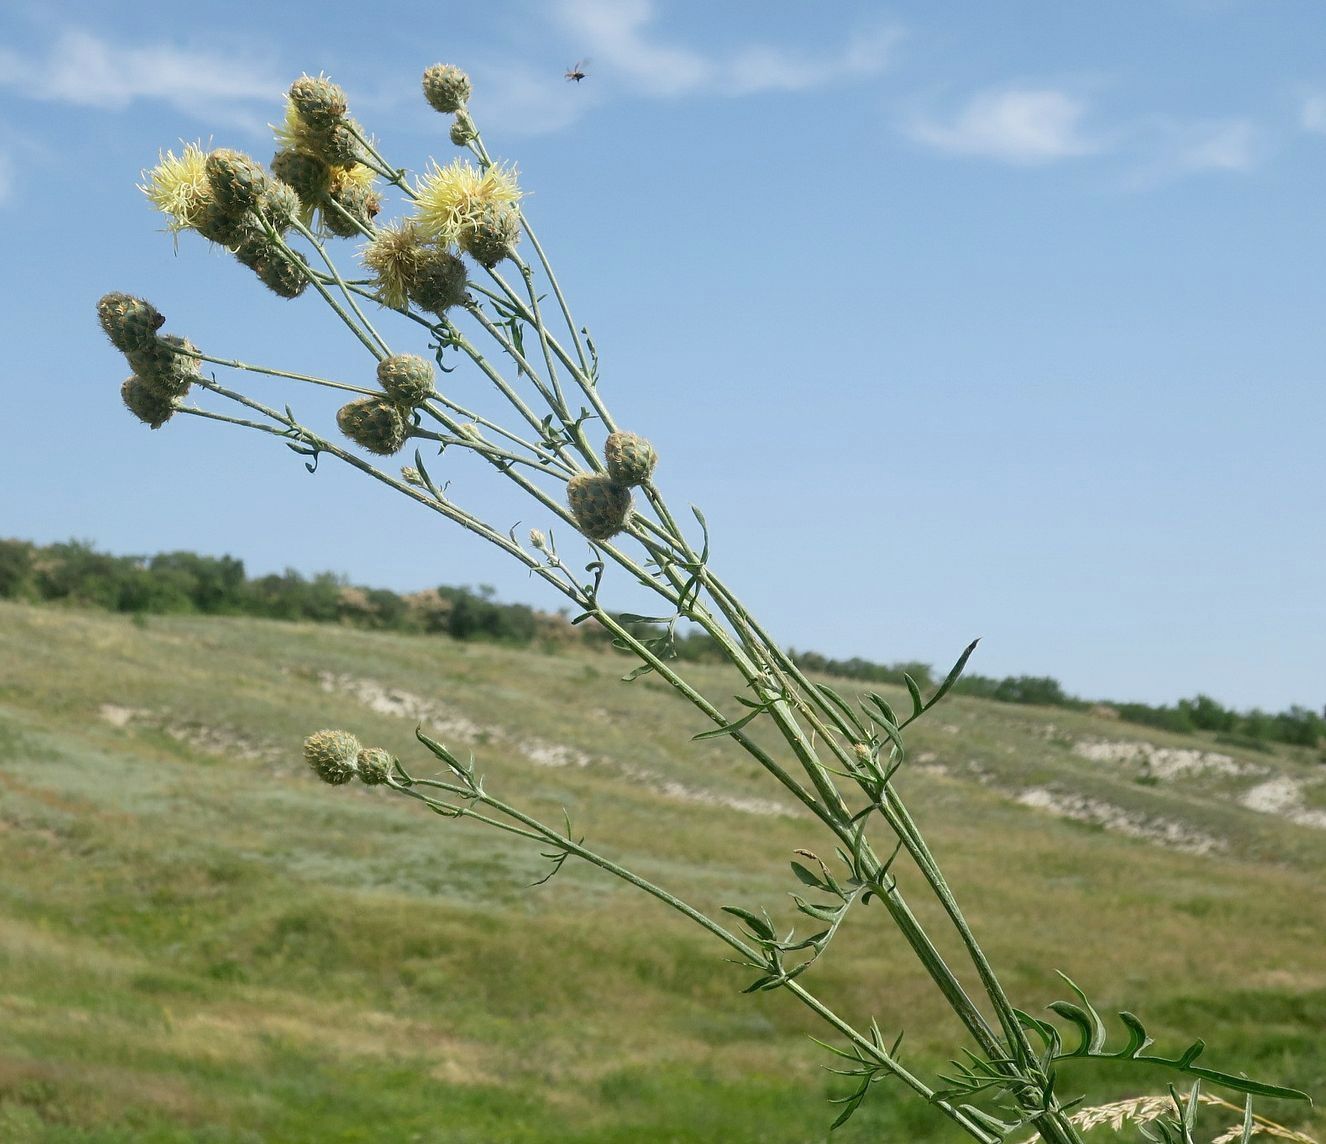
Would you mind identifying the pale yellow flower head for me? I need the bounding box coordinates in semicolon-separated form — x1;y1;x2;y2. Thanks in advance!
139;142;211;232
412;158;522;246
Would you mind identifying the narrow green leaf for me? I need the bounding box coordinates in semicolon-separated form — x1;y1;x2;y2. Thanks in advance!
741;975;774;994
693;704;767;741
791;861;830;891
1059;973;1110;1053
616;612;671;625
791;894;841;923
621;663;655;682
721;905;774;941
1047;1001;1096;1056
1175;1040;1205;1069
815;683;868;735
1116;1011;1153;1058
1179;1065;1309;1102
927;637;980;710
903;673;924;719
865;692;899;727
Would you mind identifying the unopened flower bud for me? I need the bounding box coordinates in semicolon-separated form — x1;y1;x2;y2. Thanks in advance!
121;375;177;429
408;248;468;315
459;201;521;268
271;148;331;207
401;465;424;487
377;354;434;406
323;181;381;238
566;474;633;541
126;334;201;398
98;293;165;353
449;114;476;146
422;64;472;113
356;747;395;785
194;199;264;248
289;74;348;130
337;398;409;455
604;431;658;487
256;179;300;232
529;528;547;552
235;239;311;299
303;729;361;785
205;148;268;213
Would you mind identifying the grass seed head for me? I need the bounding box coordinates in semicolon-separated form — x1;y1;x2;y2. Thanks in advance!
337;397;410;455
422;64;472;113
604;431;658;487
97;293;165;353
303;729;361;785
566;474;633;541
120;375;178;429
376;354;435;406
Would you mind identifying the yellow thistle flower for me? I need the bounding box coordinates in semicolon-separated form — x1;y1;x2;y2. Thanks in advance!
412;158;522;246
273;99;322;156
362;220;425;309
139;142;212;232
329;160;376;196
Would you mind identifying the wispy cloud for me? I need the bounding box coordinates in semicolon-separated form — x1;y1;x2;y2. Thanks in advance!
0;28;282;128
907;87;1099;164
1300;93;1326;134
0;151;12;209
552;0;897;100
1122;116;1262;188
1172;118;1257;171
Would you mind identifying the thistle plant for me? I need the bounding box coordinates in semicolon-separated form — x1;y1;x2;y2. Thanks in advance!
101;67;1313;1142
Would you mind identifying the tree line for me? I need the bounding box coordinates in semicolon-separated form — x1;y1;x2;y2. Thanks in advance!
2;538;1320;750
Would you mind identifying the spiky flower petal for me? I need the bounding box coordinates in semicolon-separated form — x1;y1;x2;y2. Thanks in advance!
412;158;522;247
139;142;212;233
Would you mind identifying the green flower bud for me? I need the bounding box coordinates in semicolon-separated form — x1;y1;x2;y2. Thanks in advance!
422;64;472;113
356;747;395;785
194;198;264;248
337;398;409;455
235;238;310;299
604;431;658;487
566;473;633;541
256;178;300;233
303;729;361;785
407;247;468;314
323;121;366;168
121;375;177;429
323;181;381;238
97;293;164;353
458;201;521;268
376;354;434;406
289;75;348;130
205;148;268;213
126;334;201;398
271;148;331;207
449;115;476;147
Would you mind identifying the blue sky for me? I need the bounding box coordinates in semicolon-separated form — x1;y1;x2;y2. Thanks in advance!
2;1;1323;712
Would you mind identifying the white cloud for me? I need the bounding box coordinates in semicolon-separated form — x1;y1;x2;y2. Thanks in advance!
908;87;1099;164
0;28;281;125
1173;118;1257;171
1300;93;1326;134
553;0;897;100
0;151;12;208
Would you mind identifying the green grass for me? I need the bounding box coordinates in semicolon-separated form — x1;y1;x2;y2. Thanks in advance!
0;600;1322;1141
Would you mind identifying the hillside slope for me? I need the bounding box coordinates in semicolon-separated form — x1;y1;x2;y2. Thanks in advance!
0;601;1321;1142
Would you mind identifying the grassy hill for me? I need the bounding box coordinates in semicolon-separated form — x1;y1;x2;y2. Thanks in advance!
0;599;1322;1142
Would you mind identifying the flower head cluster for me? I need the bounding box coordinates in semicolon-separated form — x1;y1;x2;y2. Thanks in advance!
361;220;468;313
333;352;438;456
413;158;523;266
303;729;396;786
564;433;659;541
272;75;381;234
97;292;202;429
